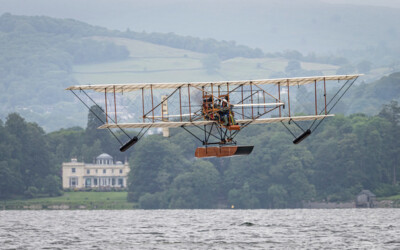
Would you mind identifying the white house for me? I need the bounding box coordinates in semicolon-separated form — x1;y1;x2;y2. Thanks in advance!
62;153;130;189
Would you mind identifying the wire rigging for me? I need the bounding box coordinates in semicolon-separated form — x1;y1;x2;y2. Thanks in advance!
70;90;124;145
79;88;132;139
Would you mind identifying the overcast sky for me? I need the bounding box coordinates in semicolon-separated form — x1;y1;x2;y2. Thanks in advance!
1;0;399;31
1;0;399;53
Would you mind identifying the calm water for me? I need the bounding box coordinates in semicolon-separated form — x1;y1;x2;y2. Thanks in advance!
1;209;400;249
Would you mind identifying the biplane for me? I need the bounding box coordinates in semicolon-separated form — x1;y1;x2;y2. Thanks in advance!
67;74;361;158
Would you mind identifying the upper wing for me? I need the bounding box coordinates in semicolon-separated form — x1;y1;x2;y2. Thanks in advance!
98;114;333;129
66;74;362;93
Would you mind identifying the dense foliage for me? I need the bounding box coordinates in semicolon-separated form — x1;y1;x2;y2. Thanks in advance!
1;102;400;206
126;102;400;208
0;107;122;198
0;113;61;198
1;13;400;207
343;72;400;114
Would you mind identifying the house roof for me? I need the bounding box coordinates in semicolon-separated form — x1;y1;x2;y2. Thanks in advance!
358;190;376;197
96;153;113;160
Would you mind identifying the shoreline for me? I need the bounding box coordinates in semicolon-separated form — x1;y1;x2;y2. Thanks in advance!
2;191;399;210
2;200;399;210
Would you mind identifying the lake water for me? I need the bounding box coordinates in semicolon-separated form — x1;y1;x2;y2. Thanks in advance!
1;209;400;249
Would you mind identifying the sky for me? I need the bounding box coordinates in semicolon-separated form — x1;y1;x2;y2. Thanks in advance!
1;0;399;53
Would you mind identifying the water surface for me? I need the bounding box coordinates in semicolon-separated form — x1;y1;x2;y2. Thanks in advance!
1;209;399;249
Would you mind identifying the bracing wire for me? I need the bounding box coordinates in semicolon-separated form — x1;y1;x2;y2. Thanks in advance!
79;88;132;139
70;90;124;146
311;77;358;133
278;77;358;139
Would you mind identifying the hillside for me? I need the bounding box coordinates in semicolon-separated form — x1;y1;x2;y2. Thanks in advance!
0;13;397;131
0;14;340;131
3;0;400;56
343;72;400;115
73;36;340;85
0;14;264;131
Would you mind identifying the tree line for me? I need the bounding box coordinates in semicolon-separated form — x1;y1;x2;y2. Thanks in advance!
127;101;400;208
1;102;399;207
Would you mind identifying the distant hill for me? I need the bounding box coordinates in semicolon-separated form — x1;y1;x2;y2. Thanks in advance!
0;14;265;131
0;13;398;131
343;72;400;115
2;0;400;56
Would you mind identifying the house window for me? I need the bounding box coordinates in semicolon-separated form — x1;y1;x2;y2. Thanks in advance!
112;169;114;174
72;168;76;173
69;177;78;187
112;178;116;186
85;178;92;187
87;169;90;174
103;169;106;174
118;178;123;187
119;169;123;174
95;169;98;174
94;178;98;186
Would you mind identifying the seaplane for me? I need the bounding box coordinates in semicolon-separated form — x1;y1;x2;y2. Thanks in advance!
67;74;361;158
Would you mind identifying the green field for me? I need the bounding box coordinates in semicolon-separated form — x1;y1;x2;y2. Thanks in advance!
73;37;341;84
2;192;136;210
378;194;400;201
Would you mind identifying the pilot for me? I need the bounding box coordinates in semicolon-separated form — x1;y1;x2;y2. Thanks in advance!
214;99;220;109
220;99;230;125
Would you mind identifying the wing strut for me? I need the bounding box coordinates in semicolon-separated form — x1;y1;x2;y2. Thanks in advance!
70;89;149;152
279;75;359;143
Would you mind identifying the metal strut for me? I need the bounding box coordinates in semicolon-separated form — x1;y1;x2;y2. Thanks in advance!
181;122;237;146
310;77;358;133
279;77;359;143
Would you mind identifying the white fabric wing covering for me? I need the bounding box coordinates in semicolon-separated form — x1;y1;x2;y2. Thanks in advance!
67;74;361;93
98;115;334;129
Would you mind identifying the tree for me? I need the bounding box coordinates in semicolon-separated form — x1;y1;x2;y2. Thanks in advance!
85;105;118;157
127;135;187;202
138;192;168;209
5;113;54;191
378;101;400;185
0;161;22;198
267;184;288;208
201;54;221;74
379;101;400;125
85;105;107;143
228;182;260;209
81;139;102;163
285;60;301;74
43;175;62;197
169;161;220;208
24;186;39;198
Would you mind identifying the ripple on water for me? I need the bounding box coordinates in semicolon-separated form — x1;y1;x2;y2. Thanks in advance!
1;209;400;249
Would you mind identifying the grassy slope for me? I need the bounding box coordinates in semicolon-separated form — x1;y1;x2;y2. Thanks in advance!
2;192;135;209
378;194;400;200
73;37;340;84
